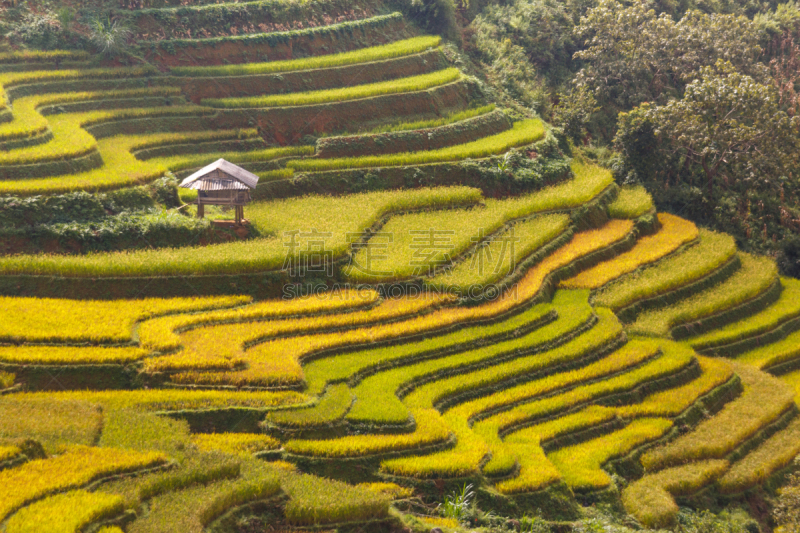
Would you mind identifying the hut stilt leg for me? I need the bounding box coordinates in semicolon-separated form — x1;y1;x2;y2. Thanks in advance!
197;203;204;219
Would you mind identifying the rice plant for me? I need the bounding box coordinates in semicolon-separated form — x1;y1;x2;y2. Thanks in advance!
622;460;730;529
6;489;124;533
284;408;450;457
0;345;148;365
367;104;496;134
717;416;800;494
0;446;166;522
561;213;698;289
203;68;461;109
172;36;441;77
689;277;800;350
628;253;778;337
0;187;480;276
640;364;795;471
607;185;654;219
0;295;247;344
139;288;378;352
192;433;281;455
593;229;738;310
289;119;545;171
548;418;673;490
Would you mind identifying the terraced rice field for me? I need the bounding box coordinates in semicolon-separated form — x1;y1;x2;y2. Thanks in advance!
2;8;800;532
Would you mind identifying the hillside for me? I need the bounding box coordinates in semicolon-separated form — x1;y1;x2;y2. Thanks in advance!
0;4;798;533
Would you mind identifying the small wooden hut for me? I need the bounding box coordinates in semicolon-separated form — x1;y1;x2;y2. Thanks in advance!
179;159;259;225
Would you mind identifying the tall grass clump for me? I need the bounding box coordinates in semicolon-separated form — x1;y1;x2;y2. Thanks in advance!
173;36;442;76
594;229;737;310
203;68;461;108
289;120;545;171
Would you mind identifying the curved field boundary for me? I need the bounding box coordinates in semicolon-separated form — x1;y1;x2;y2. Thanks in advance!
139;13;408;66
289;120;544;172
0;87;181;143
612;254;742;324
316;109;511;159
622;460;729;529
214;78;474;145
595;229;739;320
173;35;441;77
0;446;167;523
202;68;462;109
561;213;698;290
641;365;796;472
717;416;800;495
179;48;446;104
689;278;800;356
670;277;782;340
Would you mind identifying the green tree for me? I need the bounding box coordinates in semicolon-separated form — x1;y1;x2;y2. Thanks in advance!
616;61;799;199
574;0;765;111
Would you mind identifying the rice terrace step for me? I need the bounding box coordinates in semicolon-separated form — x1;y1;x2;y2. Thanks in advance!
0;1;798;532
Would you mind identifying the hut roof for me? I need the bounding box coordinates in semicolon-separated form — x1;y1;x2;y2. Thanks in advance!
179;159;259;190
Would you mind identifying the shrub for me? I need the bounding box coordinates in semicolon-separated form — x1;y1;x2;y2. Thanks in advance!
0;371;14;388
561;213;698;289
